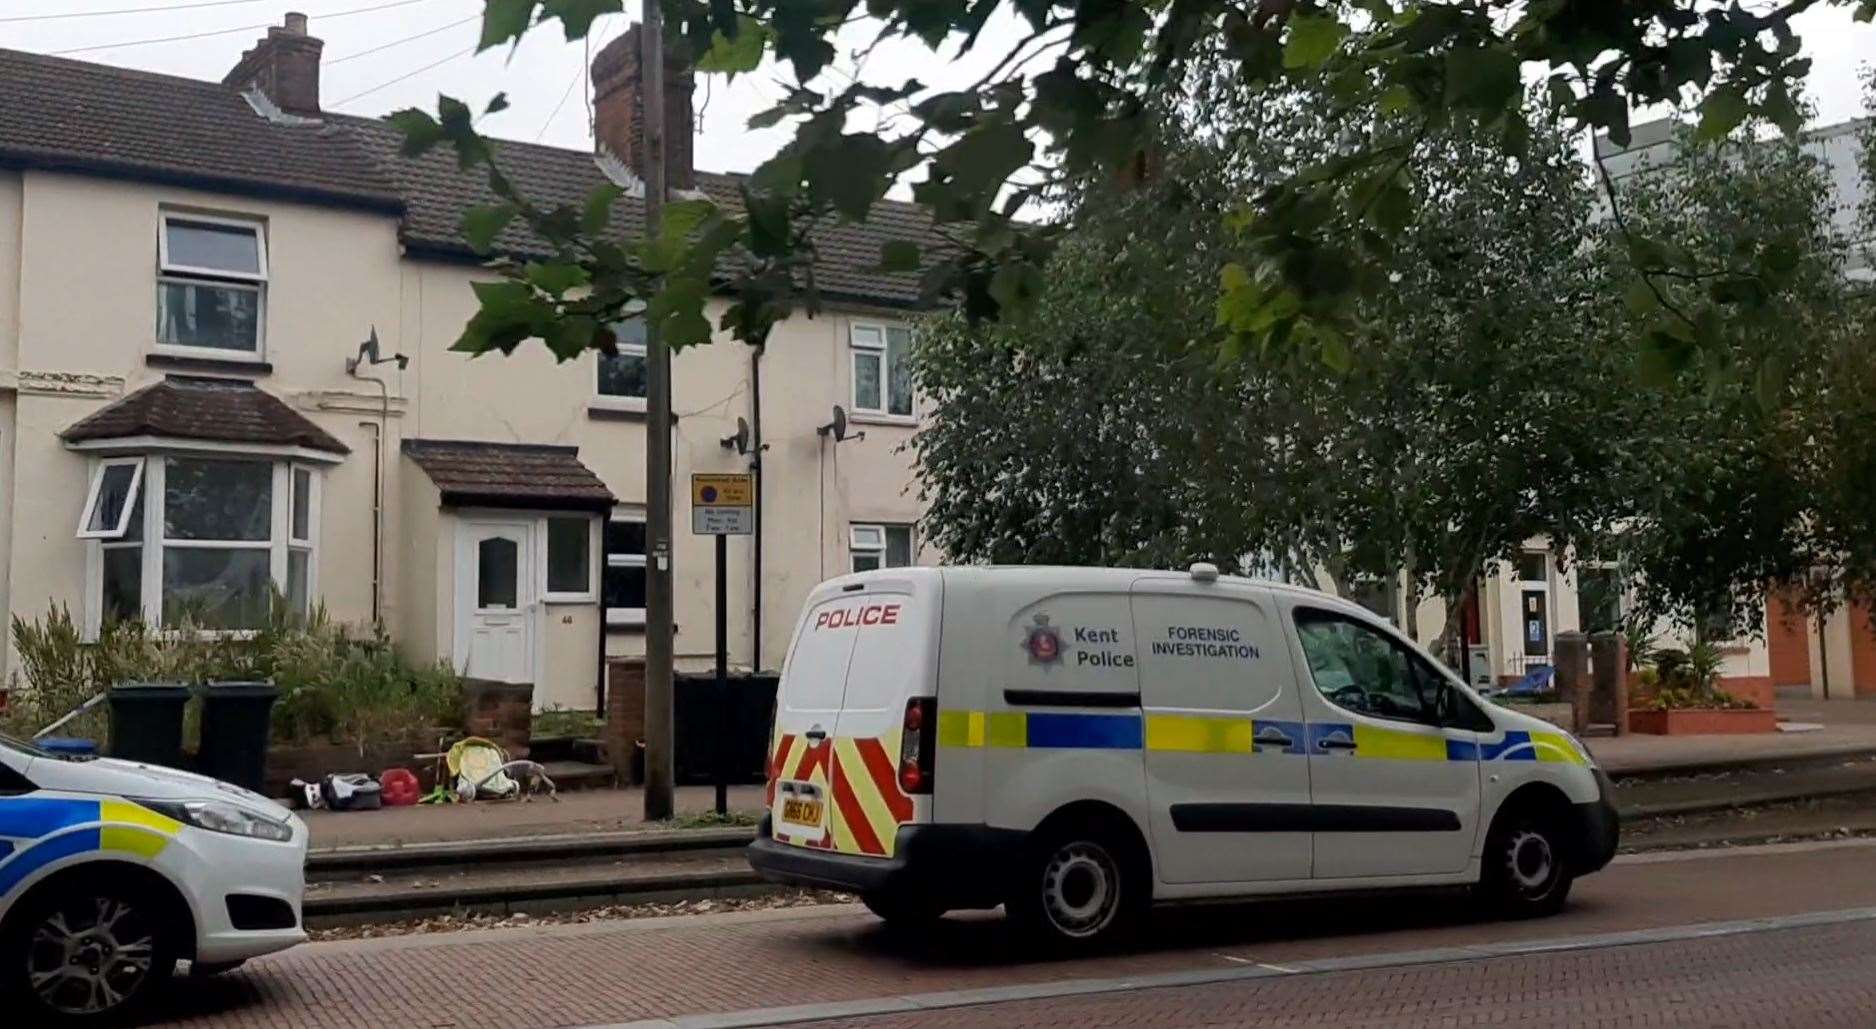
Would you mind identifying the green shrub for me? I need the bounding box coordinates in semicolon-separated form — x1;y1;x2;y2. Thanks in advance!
1;599;462;749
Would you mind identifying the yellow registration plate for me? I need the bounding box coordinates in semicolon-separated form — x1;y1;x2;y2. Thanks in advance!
781;797;824;826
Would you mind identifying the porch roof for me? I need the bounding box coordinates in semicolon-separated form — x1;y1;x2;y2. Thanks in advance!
402;439;615;512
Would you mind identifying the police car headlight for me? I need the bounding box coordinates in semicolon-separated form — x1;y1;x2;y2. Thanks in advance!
139;798;294;842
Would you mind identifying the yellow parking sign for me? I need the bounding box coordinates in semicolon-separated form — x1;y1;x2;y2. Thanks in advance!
692;473;754;534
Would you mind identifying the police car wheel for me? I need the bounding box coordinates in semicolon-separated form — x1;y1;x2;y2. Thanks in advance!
861;892;945;927
4;880;177;1024
1008;824;1144;950
1478;814;1573;918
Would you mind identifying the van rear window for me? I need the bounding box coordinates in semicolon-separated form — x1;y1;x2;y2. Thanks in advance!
782;594;916;714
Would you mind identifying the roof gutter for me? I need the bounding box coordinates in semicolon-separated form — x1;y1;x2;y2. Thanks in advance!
0;148;405;214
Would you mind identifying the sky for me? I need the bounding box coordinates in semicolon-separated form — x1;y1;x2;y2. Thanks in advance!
0;0;1870;180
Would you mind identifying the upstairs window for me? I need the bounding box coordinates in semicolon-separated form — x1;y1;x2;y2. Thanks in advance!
850;523;913;573
850;323;913;418
596;317;648;410
157;212;266;356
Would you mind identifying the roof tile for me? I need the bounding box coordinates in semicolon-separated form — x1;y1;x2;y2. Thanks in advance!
61;376;350;454
402;439;615;511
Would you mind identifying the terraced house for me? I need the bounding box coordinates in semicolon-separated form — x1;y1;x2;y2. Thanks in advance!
0;16;936;712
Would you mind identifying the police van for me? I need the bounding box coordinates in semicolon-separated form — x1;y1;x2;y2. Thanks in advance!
1;731;307;1023
748;565;1619;948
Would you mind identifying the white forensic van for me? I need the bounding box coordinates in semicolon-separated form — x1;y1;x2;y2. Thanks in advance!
748;565;1618;948
0;731;307;1023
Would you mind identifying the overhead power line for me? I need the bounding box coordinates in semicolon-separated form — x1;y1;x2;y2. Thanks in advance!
328;12;477;64
48;0;441;56
0;0;269;23
329;42;474;107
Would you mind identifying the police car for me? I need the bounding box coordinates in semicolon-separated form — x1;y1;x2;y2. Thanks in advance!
748;565;1619;949
1;730;307;1023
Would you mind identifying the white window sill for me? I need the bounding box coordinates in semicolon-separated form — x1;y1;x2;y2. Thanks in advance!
591;396;648;413
607;609;647;629
153;344;267;364
847;411;917;428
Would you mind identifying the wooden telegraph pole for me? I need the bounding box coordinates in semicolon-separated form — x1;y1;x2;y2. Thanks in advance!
640;0;676;821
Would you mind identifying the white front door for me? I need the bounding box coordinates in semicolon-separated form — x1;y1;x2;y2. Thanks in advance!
456;519;537;684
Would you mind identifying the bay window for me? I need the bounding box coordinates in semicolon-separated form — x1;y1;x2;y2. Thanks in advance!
157;212;267;357
78;455;319;632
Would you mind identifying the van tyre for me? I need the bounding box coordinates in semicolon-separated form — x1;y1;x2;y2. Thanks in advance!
1006;819;1147;952
861;892;945;928
2;874;178;1025
1476;810;1574;918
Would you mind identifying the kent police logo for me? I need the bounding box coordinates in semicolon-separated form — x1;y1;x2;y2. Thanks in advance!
1022;614;1063;665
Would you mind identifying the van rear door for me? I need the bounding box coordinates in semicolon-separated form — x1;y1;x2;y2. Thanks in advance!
767;592;862;849
768;573;938;858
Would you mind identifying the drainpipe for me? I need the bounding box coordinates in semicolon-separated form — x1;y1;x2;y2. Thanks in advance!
750;343;764;673
349;372;390;625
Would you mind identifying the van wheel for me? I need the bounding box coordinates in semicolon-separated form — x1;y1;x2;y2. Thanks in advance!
861;892;945;927
2;876;178;1025
1476;810;1573;918
1006;819;1146;951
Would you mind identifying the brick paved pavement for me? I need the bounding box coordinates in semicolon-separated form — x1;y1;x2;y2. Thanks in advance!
806;919;1876;1028
142;840;1876;1028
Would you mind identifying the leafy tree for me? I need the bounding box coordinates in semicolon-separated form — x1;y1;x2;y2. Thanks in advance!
394;0;1871;381
911;87;1646;654
1605;113;1876;632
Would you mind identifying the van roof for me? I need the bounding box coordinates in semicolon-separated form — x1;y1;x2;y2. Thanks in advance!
832;564;1364;613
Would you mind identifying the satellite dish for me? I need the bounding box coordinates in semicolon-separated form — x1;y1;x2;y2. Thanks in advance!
720;416;751;454
817;405;852;441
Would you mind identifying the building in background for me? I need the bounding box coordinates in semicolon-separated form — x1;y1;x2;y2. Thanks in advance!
0;16;936;712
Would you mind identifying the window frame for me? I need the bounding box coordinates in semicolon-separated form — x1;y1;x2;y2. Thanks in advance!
541;513;599;604
155;209;268;360
1292;606;1457;730
604;508;648;627
76;457;146;540
848;321;914;420
81;453;319;638
593;318;650;412
849;522;913;574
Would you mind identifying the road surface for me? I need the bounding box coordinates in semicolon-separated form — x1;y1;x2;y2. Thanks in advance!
145;839;1876;1028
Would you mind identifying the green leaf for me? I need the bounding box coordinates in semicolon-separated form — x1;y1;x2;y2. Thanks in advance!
697;16;772;75
1696;86;1749;142
1623;279;1659;318
461;203;519;252
525;261;590;294
479;0;538;51
1367;179;1413;234
581;183;624;235
1445;46;1520;113
1283;13;1348;70
542;0;620;39
878;240;922;273
1378;84;1417;115
484;93;511;117
388;108;444;156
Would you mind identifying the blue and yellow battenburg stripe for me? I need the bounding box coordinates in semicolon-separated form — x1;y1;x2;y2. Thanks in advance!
0;796;183;897
936;710;1584;765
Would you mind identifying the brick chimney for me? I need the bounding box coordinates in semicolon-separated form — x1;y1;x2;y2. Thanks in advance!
591;24;696;191
224;13;324;117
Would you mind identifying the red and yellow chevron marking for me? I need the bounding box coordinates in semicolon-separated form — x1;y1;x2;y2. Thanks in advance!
767;729;915;858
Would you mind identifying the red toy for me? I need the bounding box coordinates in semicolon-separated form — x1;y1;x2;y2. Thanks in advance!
379;767;421;807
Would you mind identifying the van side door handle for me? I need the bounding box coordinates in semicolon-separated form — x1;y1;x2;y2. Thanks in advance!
804;727;828;743
1253;728;1294;749
1316;737;1358;752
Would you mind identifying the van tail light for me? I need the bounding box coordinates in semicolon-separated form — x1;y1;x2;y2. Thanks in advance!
899;697;936;795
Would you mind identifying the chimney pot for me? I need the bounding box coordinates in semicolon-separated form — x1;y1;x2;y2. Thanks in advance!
225;14;324;117
590;24;695;191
